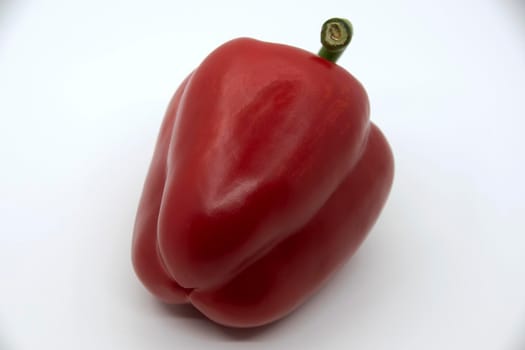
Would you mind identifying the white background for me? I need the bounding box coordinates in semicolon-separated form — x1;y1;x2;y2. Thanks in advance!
1;0;524;349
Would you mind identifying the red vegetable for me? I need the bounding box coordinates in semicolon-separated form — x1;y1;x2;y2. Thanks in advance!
132;18;394;327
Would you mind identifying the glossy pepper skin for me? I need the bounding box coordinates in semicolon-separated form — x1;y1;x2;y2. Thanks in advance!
132;37;394;327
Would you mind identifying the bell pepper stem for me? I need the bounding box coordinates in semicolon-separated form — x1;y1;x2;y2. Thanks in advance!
318;18;353;63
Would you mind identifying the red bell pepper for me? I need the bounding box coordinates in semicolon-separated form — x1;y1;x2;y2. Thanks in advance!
132;18;394;327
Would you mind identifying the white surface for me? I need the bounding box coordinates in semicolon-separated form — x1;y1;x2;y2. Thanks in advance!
1;0;524;349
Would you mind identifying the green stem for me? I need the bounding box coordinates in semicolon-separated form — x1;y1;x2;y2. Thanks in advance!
318;18;353;63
